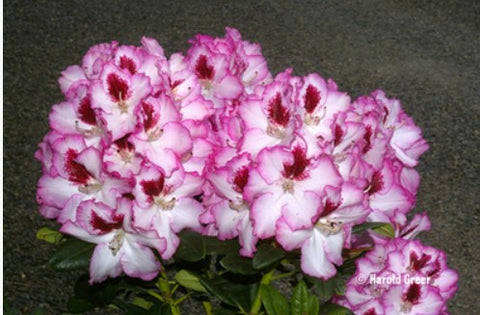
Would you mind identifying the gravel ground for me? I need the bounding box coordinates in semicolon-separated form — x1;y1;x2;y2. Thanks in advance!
4;0;479;313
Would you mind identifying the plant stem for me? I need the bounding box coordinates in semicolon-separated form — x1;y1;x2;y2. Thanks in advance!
202;301;213;315
271;270;297;281
157;267;181;315
249;268;275;315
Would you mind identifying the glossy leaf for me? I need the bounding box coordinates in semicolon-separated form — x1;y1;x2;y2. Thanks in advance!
220;253;257;275
67;297;95;313
204;236;240;256
174;269;207;292
252;243;286;270
291;280;309;315
36;227;63;244
48;238;94;271
260;284;289;315
199;276;256;311
352;222;394;237
371;223;395;238
306;275;345;303
173;230;206;262
307;295;319;315
319;303;354;315
72;275;122;307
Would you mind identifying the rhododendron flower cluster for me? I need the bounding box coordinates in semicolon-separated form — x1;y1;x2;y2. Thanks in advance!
36;28;454;315
335;238;458;314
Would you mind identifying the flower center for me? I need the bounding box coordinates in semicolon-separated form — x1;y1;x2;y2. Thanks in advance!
315;218;343;235
141;174;176;210
154;197;177;210
108;229;125;256
107;73;130;113
114;134;135;163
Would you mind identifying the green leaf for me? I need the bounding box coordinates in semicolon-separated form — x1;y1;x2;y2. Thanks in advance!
173;230;206;262
67;297;95;313
260;284;289;315
174;269;207;292
352;222;394;238
307;295;319;315
220;253;258;275
306;275;345;303
72;275;125;309
290;280;309;315
319;303;354;315
115;300;171;315
48;238;95;271
204;236;240;256
212;307;234;315
371;223;395;238
131;297;154;310
252;243;286;270
199;276;256;311
36;227;63;244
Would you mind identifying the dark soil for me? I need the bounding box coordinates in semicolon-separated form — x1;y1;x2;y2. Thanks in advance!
4;0;479;313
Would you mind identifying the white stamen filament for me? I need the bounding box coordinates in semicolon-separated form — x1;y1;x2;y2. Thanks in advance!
266;124;286;139
108;230;125;256
316;218;343;235
78;180;102;195
155;197;176;210
118;92;128;113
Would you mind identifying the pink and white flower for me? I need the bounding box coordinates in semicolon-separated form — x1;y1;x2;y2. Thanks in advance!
61;198;165;284
131;163;204;259
245;139;343;239
276;182;370;279
336;238;458;315
205;151;257;257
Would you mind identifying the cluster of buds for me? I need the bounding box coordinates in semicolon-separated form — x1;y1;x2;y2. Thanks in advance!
36;28;435;287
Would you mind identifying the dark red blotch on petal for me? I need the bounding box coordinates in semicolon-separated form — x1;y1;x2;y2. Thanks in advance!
107;73;129;102
321;198;340;218
141;174;165;200
283;146;310;180
404;283;421;304
363;125;373;153
410;252;431;272
363;309;377;315
90;210;124;234
304;84;321;114
268;93;290;127
367;171;384;195
195;55;214;80
114;134;135;152
64;149;93;184
233;166;249;193
141;101;159;132
119;56;137;74
170;79;184;90
78;96;97;125
334;124;344;146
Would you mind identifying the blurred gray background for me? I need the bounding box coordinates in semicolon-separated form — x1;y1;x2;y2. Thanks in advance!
4;0;479;313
